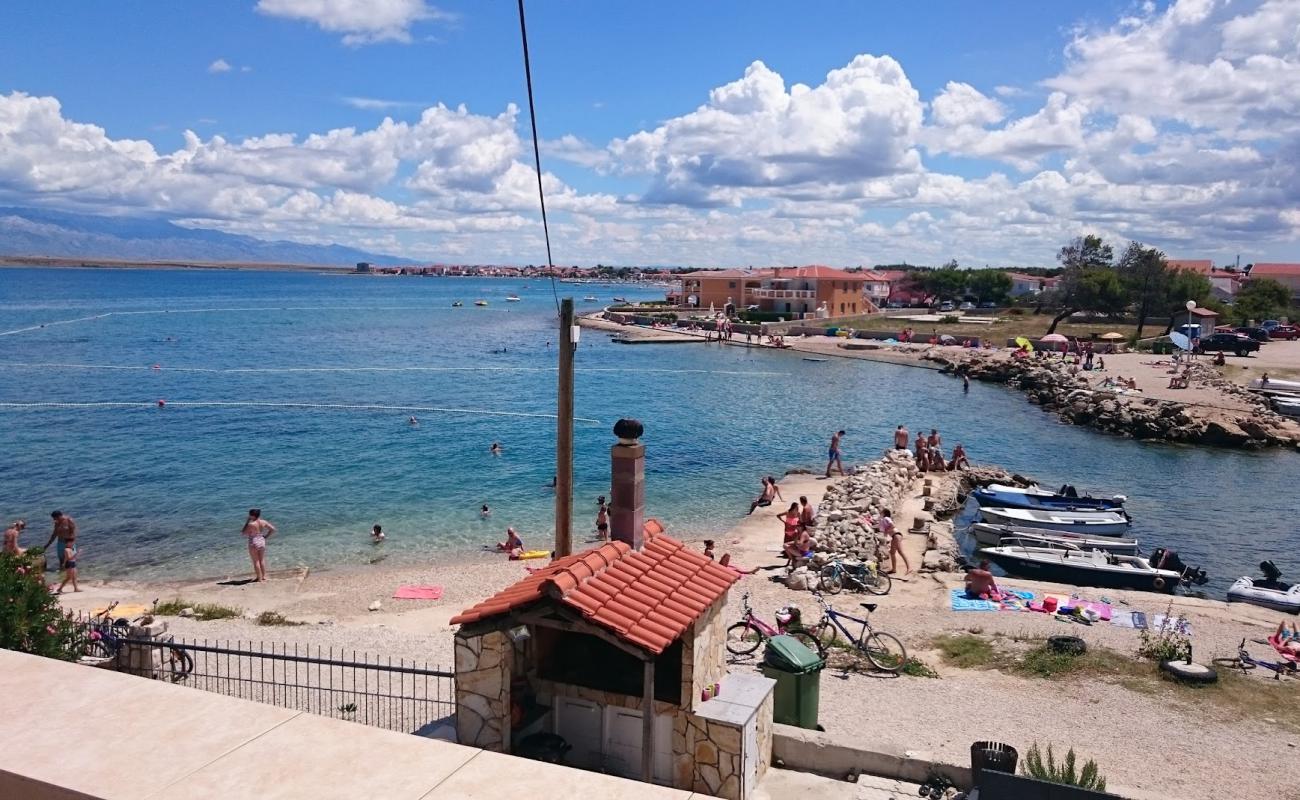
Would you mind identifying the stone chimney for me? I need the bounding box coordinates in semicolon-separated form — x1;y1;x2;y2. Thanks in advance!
610;418;645;551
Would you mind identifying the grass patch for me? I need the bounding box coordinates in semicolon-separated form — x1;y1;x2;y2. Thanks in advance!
255;611;305;627
153;599;243;621
900;658;939;679
932;634;1001;669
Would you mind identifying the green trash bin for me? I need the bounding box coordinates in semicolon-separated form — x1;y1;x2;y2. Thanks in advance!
760;635;824;729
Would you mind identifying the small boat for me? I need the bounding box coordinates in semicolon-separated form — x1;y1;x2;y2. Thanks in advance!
987;483;1127;505
972;486;1126;512
1226;561;1300;614
451;301;463;308
979;545;1196;593
969;523;1139;555
802;357;828;362
1273;397;1300;418
978;507;1130;535
583;295;598;302
506;295;522;302
613;296;628;303
474;300;489;307
1250;377;1300;393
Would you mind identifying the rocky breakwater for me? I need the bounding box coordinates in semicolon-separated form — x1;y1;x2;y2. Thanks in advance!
926;354;1300;449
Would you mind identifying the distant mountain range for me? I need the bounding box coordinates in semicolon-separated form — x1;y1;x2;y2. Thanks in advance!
0;207;418;266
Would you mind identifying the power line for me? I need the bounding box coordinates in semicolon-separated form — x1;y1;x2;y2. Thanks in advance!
516;0;560;314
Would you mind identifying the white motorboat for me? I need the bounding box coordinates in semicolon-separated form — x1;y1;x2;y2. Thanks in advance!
1250;377;1300;393
583;295;598;301
978;506;1131;535
987;483;1127;504
979;546;1193;593
505;295;522;302
969;523;1139;555
1226;562;1300;614
1273;397;1300;418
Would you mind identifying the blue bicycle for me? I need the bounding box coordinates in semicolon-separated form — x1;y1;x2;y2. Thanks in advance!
806;592;907;672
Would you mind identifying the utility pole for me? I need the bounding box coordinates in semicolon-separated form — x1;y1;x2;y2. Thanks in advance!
555;297;575;557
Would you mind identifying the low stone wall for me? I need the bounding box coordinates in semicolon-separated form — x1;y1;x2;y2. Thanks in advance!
926;353;1300;449
453;630;511;752
807;449;920;570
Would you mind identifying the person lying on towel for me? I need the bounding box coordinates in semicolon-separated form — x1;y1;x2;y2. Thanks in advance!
965;560;1001;600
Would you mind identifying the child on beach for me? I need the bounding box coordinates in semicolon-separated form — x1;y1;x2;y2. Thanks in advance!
57;543;80;593
596;496;609;539
702;539;716;560
371;524;385;543
241;508;276;583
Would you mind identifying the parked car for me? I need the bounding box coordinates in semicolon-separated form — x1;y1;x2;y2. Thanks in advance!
1195;332;1260;356
1261;320;1280;331
1234;326;1272;342
978;301;998;308
958;301;976;311
1267;324;1299;340
937;301;956;312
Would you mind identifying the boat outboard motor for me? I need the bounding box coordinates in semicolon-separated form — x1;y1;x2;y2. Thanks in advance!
1255;560;1287;590
1058;484;1079;498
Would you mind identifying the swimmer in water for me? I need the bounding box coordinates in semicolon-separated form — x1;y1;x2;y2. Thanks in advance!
409;416;419;426
371;524;385;543
490;442;502;455
480;504;491;519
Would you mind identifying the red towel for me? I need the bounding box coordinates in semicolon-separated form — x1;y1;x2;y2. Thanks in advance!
392;585;444;600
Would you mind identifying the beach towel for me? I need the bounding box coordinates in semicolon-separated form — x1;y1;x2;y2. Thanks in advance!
392;585;444;600
1109;610;1148;630
1151;614;1190;636
1268;636;1299;664
950;588;1034;612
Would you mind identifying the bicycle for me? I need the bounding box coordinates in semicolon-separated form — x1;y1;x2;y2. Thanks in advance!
80;600;193;682
1212;638;1298;681
725;591;826;659
818;557;891;596
806;592;907;673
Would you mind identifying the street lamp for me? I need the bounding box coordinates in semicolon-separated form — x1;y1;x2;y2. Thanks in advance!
1186;299;1197;356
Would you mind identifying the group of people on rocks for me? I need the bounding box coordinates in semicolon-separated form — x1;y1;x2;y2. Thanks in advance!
893;425;968;472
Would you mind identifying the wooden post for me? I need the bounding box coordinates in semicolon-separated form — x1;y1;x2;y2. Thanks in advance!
555;298;575;557
642;656;655;783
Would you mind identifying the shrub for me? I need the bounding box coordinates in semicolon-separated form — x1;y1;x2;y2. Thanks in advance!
1005;308;1026;316
1136;604;1191;663
0;551;80;659
939;315;960;324
1021;743;1107;792
256;611;305;627
153;599;243;621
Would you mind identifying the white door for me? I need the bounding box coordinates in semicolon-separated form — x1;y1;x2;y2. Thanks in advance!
604;707;673;784
554;697;603;770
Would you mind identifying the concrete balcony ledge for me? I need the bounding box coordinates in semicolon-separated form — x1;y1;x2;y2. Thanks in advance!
0;649;710;800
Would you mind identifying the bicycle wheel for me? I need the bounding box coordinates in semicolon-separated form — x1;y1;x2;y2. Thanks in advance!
80;638;115;664
726;622;765;656
1211;657;1254;670
164;645;194;681
818;567;844;595
864;570;892;596
789;630;828;660
861;631;907;672
812;619;838;651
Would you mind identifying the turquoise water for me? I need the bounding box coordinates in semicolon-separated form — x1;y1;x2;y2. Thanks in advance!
0;267;1295;590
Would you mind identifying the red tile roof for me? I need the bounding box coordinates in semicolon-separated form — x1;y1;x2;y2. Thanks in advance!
1251;263;1300;277
449;526;736;654
1167;259;1214;274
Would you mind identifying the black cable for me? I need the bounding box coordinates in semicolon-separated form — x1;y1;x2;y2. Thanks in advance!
516;0;560;314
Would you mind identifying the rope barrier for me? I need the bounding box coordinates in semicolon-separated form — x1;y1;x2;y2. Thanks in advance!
0;362;787;377
0;400;601;423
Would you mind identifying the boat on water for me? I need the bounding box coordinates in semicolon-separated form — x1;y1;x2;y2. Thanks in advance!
979;545;1201;593
987;483;1126;504
451;301;463;308
1250;377;1300;393
612;296;628;303
583;295;598;301
978;506;1131;535
474;300;489;307
1273;397;1300;418
972;486;1125;512
1226;561;1300;614
506;295;521;302
969;523;1140;555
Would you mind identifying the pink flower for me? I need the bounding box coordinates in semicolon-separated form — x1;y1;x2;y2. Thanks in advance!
46;625;56;635
15;566;26;575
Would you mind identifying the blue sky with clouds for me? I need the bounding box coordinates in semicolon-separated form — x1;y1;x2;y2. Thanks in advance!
2;0;1298;266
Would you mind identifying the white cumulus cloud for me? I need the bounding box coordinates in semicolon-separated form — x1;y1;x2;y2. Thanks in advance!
255;0;454;45
207;59;232;74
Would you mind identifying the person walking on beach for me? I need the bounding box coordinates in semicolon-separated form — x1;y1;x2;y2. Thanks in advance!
43;511;76;571
3;519;26;556
241;508;276;583
825;430;846;477
893;425;909;450
56;541;80;593
595;496;609;540
879;509;911;575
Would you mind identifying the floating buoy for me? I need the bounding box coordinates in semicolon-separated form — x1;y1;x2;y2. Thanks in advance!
152;364;161;370
157;399;166;407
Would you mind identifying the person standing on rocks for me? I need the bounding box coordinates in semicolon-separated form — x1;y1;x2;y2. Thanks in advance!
893;425;909;450
914;432;930;470
880;509;911;576
825;430;846;477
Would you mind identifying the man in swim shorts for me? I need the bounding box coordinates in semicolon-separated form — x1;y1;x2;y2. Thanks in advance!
965;560;1000;599
43;511;76;571
825;430;845;477
893;425;909;450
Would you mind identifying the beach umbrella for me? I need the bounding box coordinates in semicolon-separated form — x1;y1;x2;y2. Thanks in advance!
1040;333;1068;342
1014;336;1034;351
1099;332;1125;341
1169;331;1191;351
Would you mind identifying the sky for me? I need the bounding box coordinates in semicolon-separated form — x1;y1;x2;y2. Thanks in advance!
2;0;1299;267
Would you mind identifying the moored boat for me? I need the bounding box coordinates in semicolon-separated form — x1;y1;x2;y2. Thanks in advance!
474;300;489;307
1226;561;1300;614
972;486;1126;512
969;523;1139;555
978;507;1130;535
506;295;521;302
451;301;463;307
583;295;598;301
978;545;1194;593
1249;377;1300;393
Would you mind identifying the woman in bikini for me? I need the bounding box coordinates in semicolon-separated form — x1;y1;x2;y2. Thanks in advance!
242;508;276;583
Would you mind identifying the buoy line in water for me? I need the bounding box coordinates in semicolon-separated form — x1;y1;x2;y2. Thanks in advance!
0;304;503;337
0;400;601;423
0;362;787;377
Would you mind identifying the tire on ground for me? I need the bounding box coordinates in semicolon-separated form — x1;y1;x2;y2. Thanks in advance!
1160;659;1218;684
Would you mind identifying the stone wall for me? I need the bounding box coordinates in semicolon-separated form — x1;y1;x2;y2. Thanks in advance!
677;713;743;798
807;449;920;567
685;599;727;709
453;630;511;752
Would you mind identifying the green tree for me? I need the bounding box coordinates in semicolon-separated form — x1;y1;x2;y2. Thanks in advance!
1044;235;1119;333
1160;270;1214;334
966;270;1013;304
1;550;80;659
1115;242;1169;338
1232;278;1292;325
916;260;967;300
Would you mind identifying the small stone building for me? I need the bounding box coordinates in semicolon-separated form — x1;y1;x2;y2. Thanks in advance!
450;531;775;799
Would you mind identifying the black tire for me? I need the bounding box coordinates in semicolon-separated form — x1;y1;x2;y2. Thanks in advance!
1160;659;1218;684
165;646;194;681
862;631;907;672
864;570;892;596
726;622;764;656
1211;657;1255;671
818;568;844;595
788;630;827;660
1236;349;1247;357
1047;635;1086;656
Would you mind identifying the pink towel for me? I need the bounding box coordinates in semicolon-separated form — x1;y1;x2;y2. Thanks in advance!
392;585;444;600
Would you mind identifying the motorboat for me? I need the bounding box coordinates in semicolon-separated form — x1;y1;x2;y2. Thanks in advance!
474;300;489;307
451;301;463;308
1226;561;1300;614
1249;377;1300;393
583;295;598;301
978;507;1131;535
969;523;1139;555
506;295;522;302
979;545;1204;593
986;483;1127;505
1273;397;1300;418
972;486;1126;513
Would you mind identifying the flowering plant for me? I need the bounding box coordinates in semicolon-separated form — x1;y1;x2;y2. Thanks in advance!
0;551;80;659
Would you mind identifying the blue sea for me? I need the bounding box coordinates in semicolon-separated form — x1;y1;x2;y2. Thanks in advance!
0;267;1295;591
